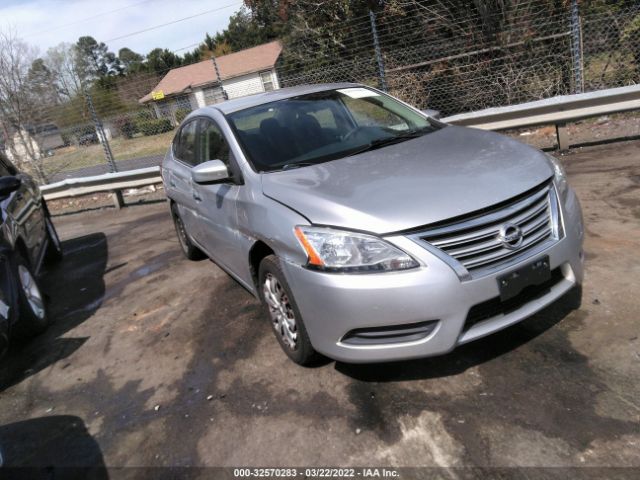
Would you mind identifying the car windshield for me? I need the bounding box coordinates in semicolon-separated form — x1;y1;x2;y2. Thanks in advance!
226;87;438;172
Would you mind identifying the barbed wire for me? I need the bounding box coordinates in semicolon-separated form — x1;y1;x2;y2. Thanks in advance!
3;1;639;184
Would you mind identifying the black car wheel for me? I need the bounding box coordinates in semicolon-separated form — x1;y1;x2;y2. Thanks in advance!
171;203;205;260
11;254;50;339
0;315;8;360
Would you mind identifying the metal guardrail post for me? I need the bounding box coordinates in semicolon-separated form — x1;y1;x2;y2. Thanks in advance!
570;0;584;94
369;9;388;92
84;89;118;173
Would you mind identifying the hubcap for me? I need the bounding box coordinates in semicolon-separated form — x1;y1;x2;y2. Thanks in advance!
18;265;45;319
263;274;297;349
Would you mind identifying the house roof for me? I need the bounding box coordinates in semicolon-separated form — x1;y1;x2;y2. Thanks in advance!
140;40;282;103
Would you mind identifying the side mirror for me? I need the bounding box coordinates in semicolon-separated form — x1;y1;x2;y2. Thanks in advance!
0;176;21;198
421;109;441;120
192;160;230;184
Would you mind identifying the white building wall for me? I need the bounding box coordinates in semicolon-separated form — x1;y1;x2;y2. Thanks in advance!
188;93;199;110
222;72;267;99
193;90;206;108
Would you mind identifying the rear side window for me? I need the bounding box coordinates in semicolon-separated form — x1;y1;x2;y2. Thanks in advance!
0;160;10;177
174;120;198;166
0;155;17;176
198;119;230;165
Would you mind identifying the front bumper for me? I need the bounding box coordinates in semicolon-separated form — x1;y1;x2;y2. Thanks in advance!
281;188;584;363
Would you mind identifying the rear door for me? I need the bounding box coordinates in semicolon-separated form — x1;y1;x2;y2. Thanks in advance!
190;118;244;274
164;120;201;234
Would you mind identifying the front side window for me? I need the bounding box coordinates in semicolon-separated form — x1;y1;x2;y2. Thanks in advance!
174;120;198;166
227;87;436;172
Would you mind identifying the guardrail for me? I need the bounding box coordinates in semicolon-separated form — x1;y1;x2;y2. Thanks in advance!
442;84;640;149
40;85;640;207
41;166;162;208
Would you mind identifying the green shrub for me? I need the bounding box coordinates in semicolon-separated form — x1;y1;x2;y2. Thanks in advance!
135;118;173;136
175;108;191;125
112;115;138;139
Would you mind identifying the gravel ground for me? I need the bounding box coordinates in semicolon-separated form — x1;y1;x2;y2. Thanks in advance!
0;140;638;475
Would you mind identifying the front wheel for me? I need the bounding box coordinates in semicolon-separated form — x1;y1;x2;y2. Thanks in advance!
171;203;205;261
258;255;320;366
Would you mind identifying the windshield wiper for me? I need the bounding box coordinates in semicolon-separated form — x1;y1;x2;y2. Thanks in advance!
346;128;429;157
280;162;315;171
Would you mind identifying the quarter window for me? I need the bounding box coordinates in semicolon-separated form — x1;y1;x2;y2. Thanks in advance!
198;120;230;165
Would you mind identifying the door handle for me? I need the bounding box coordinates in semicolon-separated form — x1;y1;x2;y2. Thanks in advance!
169;180;177;188
192;191;202;202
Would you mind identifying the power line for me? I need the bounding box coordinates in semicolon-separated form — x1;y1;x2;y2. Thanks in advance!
22;0;160;38
104;2;243;43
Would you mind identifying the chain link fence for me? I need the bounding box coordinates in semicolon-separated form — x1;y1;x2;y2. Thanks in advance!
2;0;638;185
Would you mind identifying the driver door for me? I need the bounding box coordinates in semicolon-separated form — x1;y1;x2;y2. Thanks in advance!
190;118;243;274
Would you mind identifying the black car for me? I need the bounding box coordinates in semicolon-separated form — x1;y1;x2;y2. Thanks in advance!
0;153;62;358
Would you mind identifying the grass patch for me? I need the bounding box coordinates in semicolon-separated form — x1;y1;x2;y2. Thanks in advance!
45;130;176;177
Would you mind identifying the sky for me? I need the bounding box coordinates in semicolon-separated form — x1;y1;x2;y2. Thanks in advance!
0;0;244;56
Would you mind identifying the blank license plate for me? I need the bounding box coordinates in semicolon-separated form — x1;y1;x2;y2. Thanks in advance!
497;256;551;301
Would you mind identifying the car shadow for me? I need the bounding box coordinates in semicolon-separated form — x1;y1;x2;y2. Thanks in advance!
335;286;582;382
0;415;108;478
0;233;108;391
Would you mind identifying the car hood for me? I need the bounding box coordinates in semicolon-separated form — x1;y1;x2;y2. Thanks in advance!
261;126;553;234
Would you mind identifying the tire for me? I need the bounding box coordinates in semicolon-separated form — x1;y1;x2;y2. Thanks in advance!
11;254;50;339
44;214;63;264
258;255;320;366
171;203;205;261
0;318;8;360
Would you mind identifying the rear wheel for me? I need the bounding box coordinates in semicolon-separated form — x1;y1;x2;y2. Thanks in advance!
12;254;50;338
171;203;205;260
258;255;320;366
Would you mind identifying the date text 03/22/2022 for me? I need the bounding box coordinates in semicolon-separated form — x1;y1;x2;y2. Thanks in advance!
233;468;400;477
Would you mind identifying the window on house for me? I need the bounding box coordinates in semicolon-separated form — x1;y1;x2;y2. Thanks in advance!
174;95;192;111
156;100;172;119
260;71;274;92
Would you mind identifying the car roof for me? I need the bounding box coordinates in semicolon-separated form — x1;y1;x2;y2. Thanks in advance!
209;82;363;115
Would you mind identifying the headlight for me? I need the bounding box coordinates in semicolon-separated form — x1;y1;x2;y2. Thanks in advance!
546;153;568;200
294;226;419;272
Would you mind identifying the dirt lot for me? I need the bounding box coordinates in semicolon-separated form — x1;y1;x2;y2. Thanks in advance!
0;140;639;472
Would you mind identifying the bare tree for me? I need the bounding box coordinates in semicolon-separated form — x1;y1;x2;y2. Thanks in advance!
0;28;49;183
44;42;84;100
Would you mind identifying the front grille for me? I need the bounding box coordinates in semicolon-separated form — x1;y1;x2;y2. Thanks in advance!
417;181;559;277
464;267;564;331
